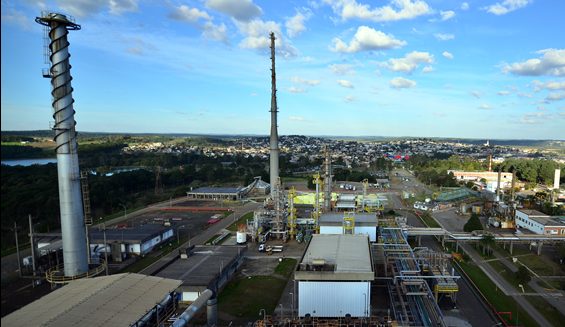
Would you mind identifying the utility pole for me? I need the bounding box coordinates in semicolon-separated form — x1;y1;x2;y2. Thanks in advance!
28;214;37;287
14;221;22;277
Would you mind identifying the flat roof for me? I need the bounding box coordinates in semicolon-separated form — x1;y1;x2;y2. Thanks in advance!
156;245;245;287
296;234;373;281
90;223;172;243
2;273;182;327
517;209;549;217
530;216;565;227
319;213;377;224
189;187;243;194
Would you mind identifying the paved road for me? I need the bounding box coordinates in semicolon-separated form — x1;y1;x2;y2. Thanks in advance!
460;243;553;327
140;201;261;275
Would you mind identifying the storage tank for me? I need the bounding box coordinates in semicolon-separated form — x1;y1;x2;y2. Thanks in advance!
236;231;247;244
460;203;468;214
472;205;482;214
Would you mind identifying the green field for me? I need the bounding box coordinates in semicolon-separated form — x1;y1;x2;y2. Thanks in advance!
218;258;297;319
227;212;254;232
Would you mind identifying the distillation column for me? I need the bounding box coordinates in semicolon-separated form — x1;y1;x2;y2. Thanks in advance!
36;13;88;276
323;145;332;212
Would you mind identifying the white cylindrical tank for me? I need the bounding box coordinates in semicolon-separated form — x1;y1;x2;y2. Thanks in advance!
236;231;247;244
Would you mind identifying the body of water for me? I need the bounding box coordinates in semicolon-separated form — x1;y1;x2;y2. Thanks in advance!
1;158;57;166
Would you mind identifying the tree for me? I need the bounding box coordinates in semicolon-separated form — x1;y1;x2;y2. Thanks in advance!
515;265;531;284
464;213;483;232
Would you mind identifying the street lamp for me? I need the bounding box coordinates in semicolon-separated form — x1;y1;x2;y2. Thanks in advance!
279;303;284;320
100;217;109;276
119;203;127;223
259;309;266;325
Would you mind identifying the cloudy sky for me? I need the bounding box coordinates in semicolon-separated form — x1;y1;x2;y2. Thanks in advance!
1;0;564;139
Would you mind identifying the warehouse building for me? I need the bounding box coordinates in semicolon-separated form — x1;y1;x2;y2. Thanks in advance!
515;209;565;235
319;213;378;242
186;187;245;200
156;245;246;303
2;273;182;327
295;234;374;318
89;223;174;261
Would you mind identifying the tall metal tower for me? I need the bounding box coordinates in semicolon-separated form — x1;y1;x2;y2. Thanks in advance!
36;12;88;277
323;145;332;212
269;32;280;195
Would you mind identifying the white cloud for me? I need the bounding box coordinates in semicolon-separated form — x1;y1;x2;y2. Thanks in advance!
1;5;30;29
337;79;354;88
344;95;355;102
520;111;548;124
422;65;433;73
288;86;306;93
390;77;416;89
203;22;228;42
484;0;532;15
289;115;306;121
497;90;510;95
461;2;470;10
434;33;454;41
329;63;355;75
533;80;565;91
471;91;481;98
440;10;455;21
56;0;138;17
442;51;454;59
291;76;320;86
236;20;297;58
383;51;434;74
331;26;406;53
205;0;262;21
546;91;565;102
170;5;211;22
479;104;492;110
170;5;227;42
503;49;565;76
285;10;312;38
326;0;433;22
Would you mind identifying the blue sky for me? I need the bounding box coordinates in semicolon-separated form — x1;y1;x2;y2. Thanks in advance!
1;0;564;139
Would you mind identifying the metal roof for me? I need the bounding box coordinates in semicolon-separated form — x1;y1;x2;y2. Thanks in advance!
319;213;377;224
189;187;243;194
302;234;372;273
156;245;245;287
1;273;182;327
89;223;172;243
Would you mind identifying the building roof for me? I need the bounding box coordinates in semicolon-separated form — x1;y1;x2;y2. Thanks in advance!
156;245;245;288
90;223;172;243
529;216;565;227
189;187;243;194
295;234;373;281
319;213;377;225
1;273;181;327
517;209;549;217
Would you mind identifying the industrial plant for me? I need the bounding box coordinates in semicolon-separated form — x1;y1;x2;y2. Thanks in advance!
3;11;565;327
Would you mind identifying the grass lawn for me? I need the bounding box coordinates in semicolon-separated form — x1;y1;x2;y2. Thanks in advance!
227;212;254;232
457;261;539;327
218;258;297;319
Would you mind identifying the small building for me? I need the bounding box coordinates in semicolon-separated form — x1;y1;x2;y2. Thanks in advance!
186;187;244;201
89;223;174;260
2;273;181;327
295;234;374;318
448;170;513;187
319;213;378;242
515;210;565;235
156;245;246;303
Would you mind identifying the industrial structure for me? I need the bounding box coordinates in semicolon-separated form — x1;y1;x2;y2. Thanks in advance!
319;213;378;242
35;12;102;280
295;234;374;318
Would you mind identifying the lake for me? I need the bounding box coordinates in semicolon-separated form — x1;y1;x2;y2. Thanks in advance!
1;158;57;166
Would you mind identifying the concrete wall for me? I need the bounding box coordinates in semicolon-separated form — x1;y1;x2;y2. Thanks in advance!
298;281;370;317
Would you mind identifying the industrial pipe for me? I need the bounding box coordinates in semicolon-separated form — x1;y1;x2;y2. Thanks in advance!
171;289;213;327
36;12;88;277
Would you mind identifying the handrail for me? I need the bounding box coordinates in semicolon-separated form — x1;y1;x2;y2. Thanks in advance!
45;260;106;284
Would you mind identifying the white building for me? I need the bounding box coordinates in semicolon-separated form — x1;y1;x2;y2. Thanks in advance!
319;213;377;242
515;209;565;235
295;234;374;317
